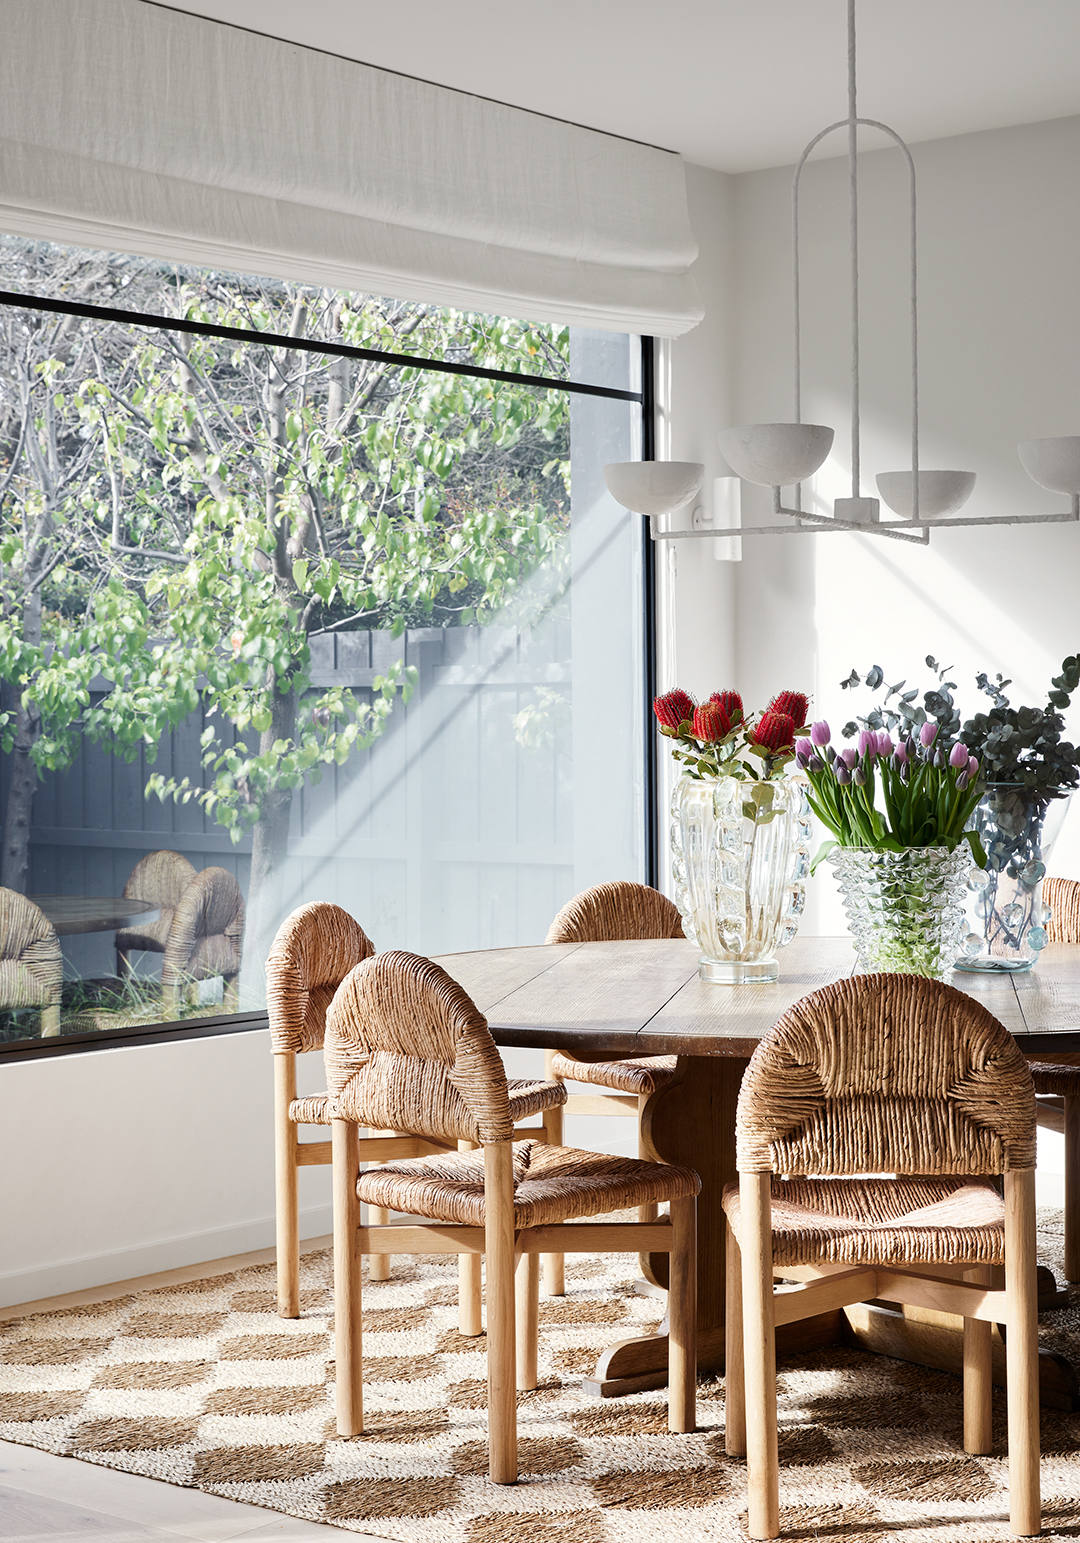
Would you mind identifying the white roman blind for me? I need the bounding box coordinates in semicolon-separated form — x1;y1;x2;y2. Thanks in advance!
0;0;703;336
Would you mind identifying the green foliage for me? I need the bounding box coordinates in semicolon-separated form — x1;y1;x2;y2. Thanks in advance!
959;654;1080;799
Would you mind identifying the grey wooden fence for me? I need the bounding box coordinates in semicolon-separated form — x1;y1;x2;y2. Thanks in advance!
4;623;575;981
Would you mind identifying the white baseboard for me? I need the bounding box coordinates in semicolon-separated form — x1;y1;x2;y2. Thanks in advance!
0;1204;334;1310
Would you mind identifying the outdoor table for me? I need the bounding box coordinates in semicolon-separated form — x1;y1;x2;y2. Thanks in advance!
30;894;160;936
433;935;1080;1409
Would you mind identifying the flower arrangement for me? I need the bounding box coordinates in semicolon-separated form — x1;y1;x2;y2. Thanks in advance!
652;688;810;782
797;716;985;871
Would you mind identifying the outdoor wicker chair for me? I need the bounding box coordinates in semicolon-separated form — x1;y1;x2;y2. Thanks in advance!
722;973;1040;1540
542;880;684;1293
0;888;62;1037
1025;873;1080;1280
325;949;699;1483
115;849;197;982
161;865;244;1013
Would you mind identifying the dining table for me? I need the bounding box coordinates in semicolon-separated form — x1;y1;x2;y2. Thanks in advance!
432;934;1080;1411
31;894;160;936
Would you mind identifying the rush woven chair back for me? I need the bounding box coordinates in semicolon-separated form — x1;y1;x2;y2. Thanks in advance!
267;902;376;1317
161;866;244;1013
1030;873;1080;1280
722;974;1040;1540
325;950;699;1484
0;888;62;1037
115;850;197;982
543;880;685;1295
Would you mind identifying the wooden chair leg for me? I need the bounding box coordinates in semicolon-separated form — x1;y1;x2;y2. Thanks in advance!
637;1091;659;1224
542;1050;565;1297
962;1263;993;1454
1065;1094;1080;1283
484;1141;518;1484
741;1171;780;1542
274;1054;301;1318
725;1216;746;1457
458;1139;483;1335
365;1128;395;1282
223;973;239;1012
515;1248;540;1391
1004;1168;1041;1537
333;1118;364;1436
40;1002;61;1037
667;1194;697;1434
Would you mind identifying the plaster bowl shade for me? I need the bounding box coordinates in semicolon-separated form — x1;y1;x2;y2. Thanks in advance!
716;423;833;487
876;469;977;519
602;460;704;516
1018;436;1080;495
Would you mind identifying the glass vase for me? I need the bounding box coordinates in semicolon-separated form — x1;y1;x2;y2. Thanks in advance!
670;775;811;984
828;845;971;980
955;786;1073;973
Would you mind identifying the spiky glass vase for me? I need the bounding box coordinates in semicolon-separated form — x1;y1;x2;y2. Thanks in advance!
670;775;811;983
828;845;971;979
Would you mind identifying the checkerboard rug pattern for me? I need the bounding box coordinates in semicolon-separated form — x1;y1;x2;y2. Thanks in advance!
2;1210;1079;1541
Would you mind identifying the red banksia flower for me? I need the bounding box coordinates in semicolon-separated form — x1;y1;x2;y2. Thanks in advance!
691;702;731;742
653;688;695;731
709;690;744;723
767;690;809;729
750;711;796;752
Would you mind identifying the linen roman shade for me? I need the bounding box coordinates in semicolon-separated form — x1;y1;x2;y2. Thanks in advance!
0;0;703;336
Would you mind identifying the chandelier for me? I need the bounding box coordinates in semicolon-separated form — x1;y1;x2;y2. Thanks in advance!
605;0;1080;549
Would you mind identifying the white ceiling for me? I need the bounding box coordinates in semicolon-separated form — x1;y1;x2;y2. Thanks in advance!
158;0;1080;172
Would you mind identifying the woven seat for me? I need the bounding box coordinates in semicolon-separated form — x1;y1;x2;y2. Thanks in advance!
1026;874;1080;1281
542;881;684;1295
325;949;699;1484
115;851;197;980
356;1138;699;1228
723;1175;1005;1268
0;888;62;1037
724;973;1040;1541
550;1050;678;1095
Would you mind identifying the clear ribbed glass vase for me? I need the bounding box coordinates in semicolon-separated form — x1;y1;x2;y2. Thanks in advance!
670;775;811;984
828;845;971;980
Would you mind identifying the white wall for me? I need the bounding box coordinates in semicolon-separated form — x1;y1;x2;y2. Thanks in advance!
725;114;1080;933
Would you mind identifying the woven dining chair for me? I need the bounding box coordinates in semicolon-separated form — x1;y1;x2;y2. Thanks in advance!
161;866;245;1013
0;888;62;1037
542;880;685;1294
325;949;700;1484
268;905;566;1322
115;850;197;983
1026;873;1080;1280
722;973;1040;1540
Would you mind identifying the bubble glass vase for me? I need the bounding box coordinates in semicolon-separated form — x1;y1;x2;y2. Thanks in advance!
670;775;811;984
829;845;971;980
956;786;1073;973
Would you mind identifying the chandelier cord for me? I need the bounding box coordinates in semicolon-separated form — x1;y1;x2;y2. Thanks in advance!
848;0;860;501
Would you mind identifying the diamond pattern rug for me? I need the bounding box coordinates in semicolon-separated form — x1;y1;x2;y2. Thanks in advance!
2;1209;1079;1541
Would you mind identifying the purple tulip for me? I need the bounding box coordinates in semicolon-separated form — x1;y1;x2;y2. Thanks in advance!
876;731;894;758
949;742;969;769
956;772;969;792
933;747;946;769
893;740;909;765
795;739;813;766
967;756;980;778
835;764;851;785
810;720;831;747
809;755;824;774
857;729;875;759
853;766;867;787
838;747;858;769
899;761;911;783
919;721;938;748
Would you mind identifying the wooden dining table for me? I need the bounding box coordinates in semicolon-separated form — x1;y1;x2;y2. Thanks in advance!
30;894;160;936
433;935;1080;1410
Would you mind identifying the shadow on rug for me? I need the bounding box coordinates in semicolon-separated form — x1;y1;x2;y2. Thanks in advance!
2;1210;1080;1541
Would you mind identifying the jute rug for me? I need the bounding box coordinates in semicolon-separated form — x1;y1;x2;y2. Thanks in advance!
2;1210;1080;1542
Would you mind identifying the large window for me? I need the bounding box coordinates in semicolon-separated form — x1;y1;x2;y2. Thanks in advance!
0;237;647;1052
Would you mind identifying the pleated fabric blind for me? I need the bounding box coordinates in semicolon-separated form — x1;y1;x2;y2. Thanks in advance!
0;0;703;336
